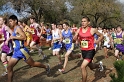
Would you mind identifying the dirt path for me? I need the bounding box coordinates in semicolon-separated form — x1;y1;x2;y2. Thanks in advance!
0;48;117;82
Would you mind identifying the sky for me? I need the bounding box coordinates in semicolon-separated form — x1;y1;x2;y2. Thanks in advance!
119;0;124;3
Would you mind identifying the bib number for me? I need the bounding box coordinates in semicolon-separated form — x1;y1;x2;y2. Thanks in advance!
64;38;71;44
114;38;122;44
81;41;88;48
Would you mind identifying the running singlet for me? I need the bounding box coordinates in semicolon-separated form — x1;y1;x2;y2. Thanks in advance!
62;29;73;44
78;27;94;50
12;26;25;49
1;26;13;54
114;32;123;44
46;29;51;35
30;25;37;35
12;26;30;61
72;27;78;32
52;29;60;43
30;24;40;44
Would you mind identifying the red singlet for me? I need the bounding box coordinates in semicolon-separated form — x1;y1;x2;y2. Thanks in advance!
78;27;94;50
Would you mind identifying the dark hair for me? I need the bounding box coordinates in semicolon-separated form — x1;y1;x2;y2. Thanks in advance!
46;23;50;27
82;16;90;22
23;20;28;25
18;20;23;23
63;22;69;26
30;15;36;20
117;25;122;28
9;15;18;24
3;17;7;25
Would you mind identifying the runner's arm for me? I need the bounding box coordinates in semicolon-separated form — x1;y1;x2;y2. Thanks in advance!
73;29;80;43
94;28;103;44
10;27;26;40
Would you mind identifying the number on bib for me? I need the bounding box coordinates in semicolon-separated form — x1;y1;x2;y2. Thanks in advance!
64;38;71;44
81;41;88;48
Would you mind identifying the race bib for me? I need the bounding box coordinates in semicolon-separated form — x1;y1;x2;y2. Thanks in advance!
114;38;122;44
31;29;35;34
104;36;107;41
1;34;5;40
81;41;88;48
47;33;50;35
64;38;71;44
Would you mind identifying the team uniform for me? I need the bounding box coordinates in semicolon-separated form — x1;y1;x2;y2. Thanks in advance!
103;32;110;48
24;25;32;41
78;27;95;62
1;26;13;55
114;32;124;53
62;29;74;51
52;29;61;51
12;26;30;61
46;28;52;41
94;34;98;48
71;27;78;33
30;24;40;44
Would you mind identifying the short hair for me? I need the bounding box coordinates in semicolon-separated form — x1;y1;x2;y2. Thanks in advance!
3;17;7;25
46;23;50;27
23;20;28;25
82;16;90;22
9;15;18;24
30;15;36;20
117;25;122;28
63;22;69;26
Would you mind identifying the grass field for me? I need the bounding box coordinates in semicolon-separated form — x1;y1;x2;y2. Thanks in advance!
0;46;119;82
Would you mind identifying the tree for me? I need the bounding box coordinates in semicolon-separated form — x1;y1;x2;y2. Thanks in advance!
8;0;67;23
68;0;124;27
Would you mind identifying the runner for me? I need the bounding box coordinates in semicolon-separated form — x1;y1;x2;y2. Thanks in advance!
51;23;62;65
45;23;52;50
98;27;103;50
73;16;104;82
22;20;32;46
40;22;47;39
29;16;46;59
0;17;13;76
7;15;50;82
58;22;81;73
102;28;112;58
114;25;124;60
71;24;78;33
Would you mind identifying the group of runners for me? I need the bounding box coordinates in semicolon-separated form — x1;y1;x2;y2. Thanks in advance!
0;15;124;82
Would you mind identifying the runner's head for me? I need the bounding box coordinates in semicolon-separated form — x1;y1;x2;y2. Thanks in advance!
116;25;122;33
81;16;90;28
9;15;18;28
22;20;28;27
51;23;57;30
0;17;3;26
30;16;35;24
63;22;69;30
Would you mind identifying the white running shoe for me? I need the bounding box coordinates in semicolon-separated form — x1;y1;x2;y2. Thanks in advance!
38;49;42;56
1;72;7;76
30;50;34;53
48;47;51;50
42;55;47;60
99;61;104;71
46;64;50;74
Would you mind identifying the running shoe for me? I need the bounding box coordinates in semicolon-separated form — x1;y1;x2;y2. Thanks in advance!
46;64;50;74
99;61;104;71
42;55;47;60
1;72;7;76
58;69;65;74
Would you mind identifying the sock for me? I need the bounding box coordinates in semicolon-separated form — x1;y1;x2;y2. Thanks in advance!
3;61;8;72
